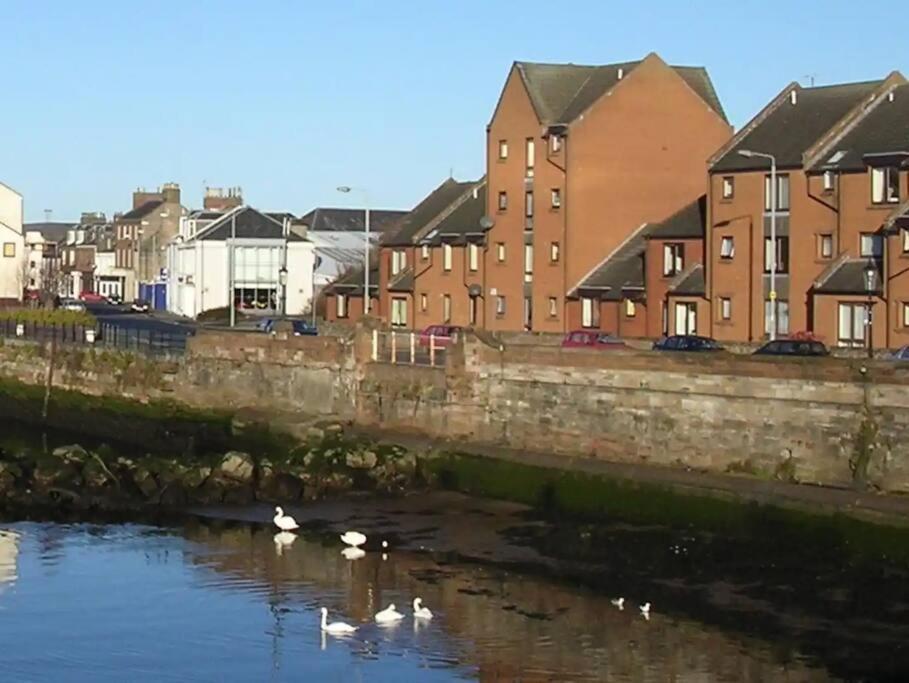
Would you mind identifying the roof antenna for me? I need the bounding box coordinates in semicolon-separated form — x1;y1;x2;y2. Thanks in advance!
449;167;454;179
804;74;816;87
44;209;52;222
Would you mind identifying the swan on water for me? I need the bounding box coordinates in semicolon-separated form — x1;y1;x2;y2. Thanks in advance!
382;540;388;549
273;531;297;555
639;602;651;615
341;547;366;561
375;603;405;623
273;507;299;531
610;597;624;610
320;607;357;634
341;531;367;547
413;598;433;620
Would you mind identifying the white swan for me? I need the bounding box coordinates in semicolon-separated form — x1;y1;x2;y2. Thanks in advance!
639;602;651;615
375;603;405;623
341;547;366;560
320;607;357;634
611;597;624;610
273;531;297;556
413;597;433;620
341;531;366;547
273;506;299;531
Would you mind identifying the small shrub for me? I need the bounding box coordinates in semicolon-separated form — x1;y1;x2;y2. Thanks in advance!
0;307;95;327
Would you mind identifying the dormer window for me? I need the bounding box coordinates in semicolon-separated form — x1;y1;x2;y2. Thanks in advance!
550;135;562;153
871;167;900;204
822;171;835;193
391;249;407;276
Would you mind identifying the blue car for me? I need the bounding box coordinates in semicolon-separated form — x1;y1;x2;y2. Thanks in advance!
259;318;317;336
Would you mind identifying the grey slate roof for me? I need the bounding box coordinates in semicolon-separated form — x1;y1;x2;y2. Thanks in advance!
813;83;909;171
325;263;379;295
298;208;407;234
712;80;884;172
516;58;727;125
198;207;305;241
382;178;478;247
814;257;882;294
423;182;488;244
24;222;76;243
669;264;705;296
387;267;415;293
572;223;654;299
119;200;164;221
646;196;706;240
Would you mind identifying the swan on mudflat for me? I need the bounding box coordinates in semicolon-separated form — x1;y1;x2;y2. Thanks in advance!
273;507;299;531
639;602;651;616
320;607;357;634
375;603;405;623
413;597;433;620
341;531;367;547
610;597;624;610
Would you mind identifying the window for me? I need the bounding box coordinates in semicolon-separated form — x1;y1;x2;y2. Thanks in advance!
391;249;407;275
442;295;452;323
495;295;506;316
764;174;790;211
550;242;560;263
29;260;36;268
838;302;868;347
625;299;636;317
496;242;506;262
468;243;479;272
442;243;452;271
871;167;900;204
720;297;732;320
764;300;790;337
548;297;558;318
498;139;508;160
722;176;734;199
550;135;562;153
720;236;735;260
468;296;477;325
551;188;561;208
525;138;535;176
420;293;428;312
336;294;348;319
525;191;534;230
903;303;909;328
421;244;430;260
818;234;833;259
663;243;684;276
524;244;533;283
674;302;697;335
2;243;15;258
498;191;508;211
391;298;408;327
581;297;599;328
823;171;835;192
860;233;883;258
764;236;789;274
903;229;909;254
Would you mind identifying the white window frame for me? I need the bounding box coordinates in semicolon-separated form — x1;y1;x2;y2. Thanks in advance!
548;297;557;318
823;171;835;192
525;138;535;176
663;243;683;276
820;234;833;259
421;244;430;260
336;293;348;319
391;249;406;276
722;176;734;199
442;294;451;323
496;242;506;263
764;174;790;211
860;233;883;258
391;298;408;328
442;243;453;271
903;302;909;328
550;135;561;153
550;242;560;263
498;139;508;160
524;244;533;283
468;243;479;272
625;299;636;318
551;188;561;208
719;236;734;259
468;296;477;325
498;191;508;211
764;300;790;337
838;302;868;347
903;229;909;254
420;293;427;312
581;297;598;328
495;295;506;316
872;167;900;204
720;297;732;320
674;302;697;335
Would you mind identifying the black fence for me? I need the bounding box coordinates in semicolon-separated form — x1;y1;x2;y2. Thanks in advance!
0;319;191;356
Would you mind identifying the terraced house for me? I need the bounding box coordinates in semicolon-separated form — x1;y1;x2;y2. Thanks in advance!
706;72;909;349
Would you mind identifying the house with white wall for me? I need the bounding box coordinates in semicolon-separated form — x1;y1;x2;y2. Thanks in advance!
167;206;314;318
0;182;25;304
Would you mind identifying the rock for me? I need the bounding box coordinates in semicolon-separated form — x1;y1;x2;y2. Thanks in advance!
181;466;211;489
52;444;89;464
324;423;344;434
320;471;354;493
33;458;82;490
132;467;159;499
82;459;114;490
306;426;325;441
346;450;377;470
159;484;189;506
222;485;255;505
218;451;255;483
154;461;189;486
0;462;21;494
302;451;317;468
394;451;418;477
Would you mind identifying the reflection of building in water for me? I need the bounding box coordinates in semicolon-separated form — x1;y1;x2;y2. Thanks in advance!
180;522;831;681
0;530;20;594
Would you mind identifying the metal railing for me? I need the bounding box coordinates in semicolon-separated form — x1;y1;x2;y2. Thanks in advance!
0;319;191;356
371;330;447;367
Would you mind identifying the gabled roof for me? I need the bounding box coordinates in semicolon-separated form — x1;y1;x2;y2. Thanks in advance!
813;257;881;295
323;262;379;296
811;83;909;172
197;206;305;241
515;57;727;125
570;222;654;299
119;199;164;221
646;196;706;240
298;208;407;234
387;267;415;292
24;222;76;243
886;200;909;232
423;181;488;244
669;264;705;296
382;178;479;247
711;79;886;172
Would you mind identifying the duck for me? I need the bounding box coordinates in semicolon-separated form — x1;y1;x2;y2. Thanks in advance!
340;531;367;547
413;597;433;620
639;602;651;616
273;506;299;531
341;547;366;561
375;603;405;624
320;607;357;634
610;597;624;610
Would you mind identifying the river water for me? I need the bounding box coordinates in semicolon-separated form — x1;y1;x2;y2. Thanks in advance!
1;490;908;681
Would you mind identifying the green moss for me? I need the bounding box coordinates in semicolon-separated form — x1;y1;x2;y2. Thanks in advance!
850;411;878;488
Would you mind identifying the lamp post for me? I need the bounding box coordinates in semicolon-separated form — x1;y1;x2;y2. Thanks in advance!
336;186;371;313
864;258;877;359
278;266;288;317
738;149;778;340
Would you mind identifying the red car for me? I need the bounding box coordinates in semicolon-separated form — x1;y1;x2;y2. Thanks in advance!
561;330;626;349
78;291;107;303
418;324;461;347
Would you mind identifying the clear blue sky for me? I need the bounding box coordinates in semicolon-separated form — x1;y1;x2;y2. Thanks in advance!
2;1;903;222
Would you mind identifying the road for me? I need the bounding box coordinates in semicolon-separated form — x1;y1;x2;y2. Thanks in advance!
86;303;196;336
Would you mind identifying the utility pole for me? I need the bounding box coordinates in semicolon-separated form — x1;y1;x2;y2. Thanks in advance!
229;212;237;328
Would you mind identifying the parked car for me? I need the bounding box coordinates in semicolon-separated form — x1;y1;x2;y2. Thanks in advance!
259;318;318;336
652;335;723;352
753;339;829;357
106;294;123;305
78;291;106;303
418;324;461;347
561;330;626;349
59;298;86;313
130;299;150;313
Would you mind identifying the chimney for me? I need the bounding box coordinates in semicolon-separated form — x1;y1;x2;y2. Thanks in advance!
133;187;163;209
203;186;243;211
790;90;798;105
161;182;181;206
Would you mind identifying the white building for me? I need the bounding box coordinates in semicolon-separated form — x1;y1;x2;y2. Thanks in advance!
0;182;24;304
167;206;315;318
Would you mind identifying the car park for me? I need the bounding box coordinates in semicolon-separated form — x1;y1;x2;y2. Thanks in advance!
652;335;723;352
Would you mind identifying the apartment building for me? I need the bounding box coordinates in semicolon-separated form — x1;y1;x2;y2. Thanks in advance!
484;53;731;333
706;72;908;349
0;181;24;304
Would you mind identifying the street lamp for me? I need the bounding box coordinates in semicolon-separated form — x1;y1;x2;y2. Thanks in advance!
864;258;878;359
336;186;371;313
738;149;779;340
278;266;288;317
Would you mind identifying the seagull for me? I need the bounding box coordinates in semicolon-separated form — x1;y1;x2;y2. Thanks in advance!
375;603;405;624
273;506;299;532
413;597;433;620
639;602;651;616
611;597;624;610
341;531;367;547
320;607;357;634
341;547;366;560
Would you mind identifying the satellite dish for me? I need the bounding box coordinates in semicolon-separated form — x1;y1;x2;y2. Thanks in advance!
479;216;495;229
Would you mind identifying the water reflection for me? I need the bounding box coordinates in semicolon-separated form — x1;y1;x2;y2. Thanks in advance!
0;529;19;596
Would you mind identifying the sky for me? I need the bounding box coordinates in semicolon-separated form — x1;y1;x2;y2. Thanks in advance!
2;1;905;223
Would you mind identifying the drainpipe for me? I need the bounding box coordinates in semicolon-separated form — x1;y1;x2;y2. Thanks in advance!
748;216;754;343
707;175;714;337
